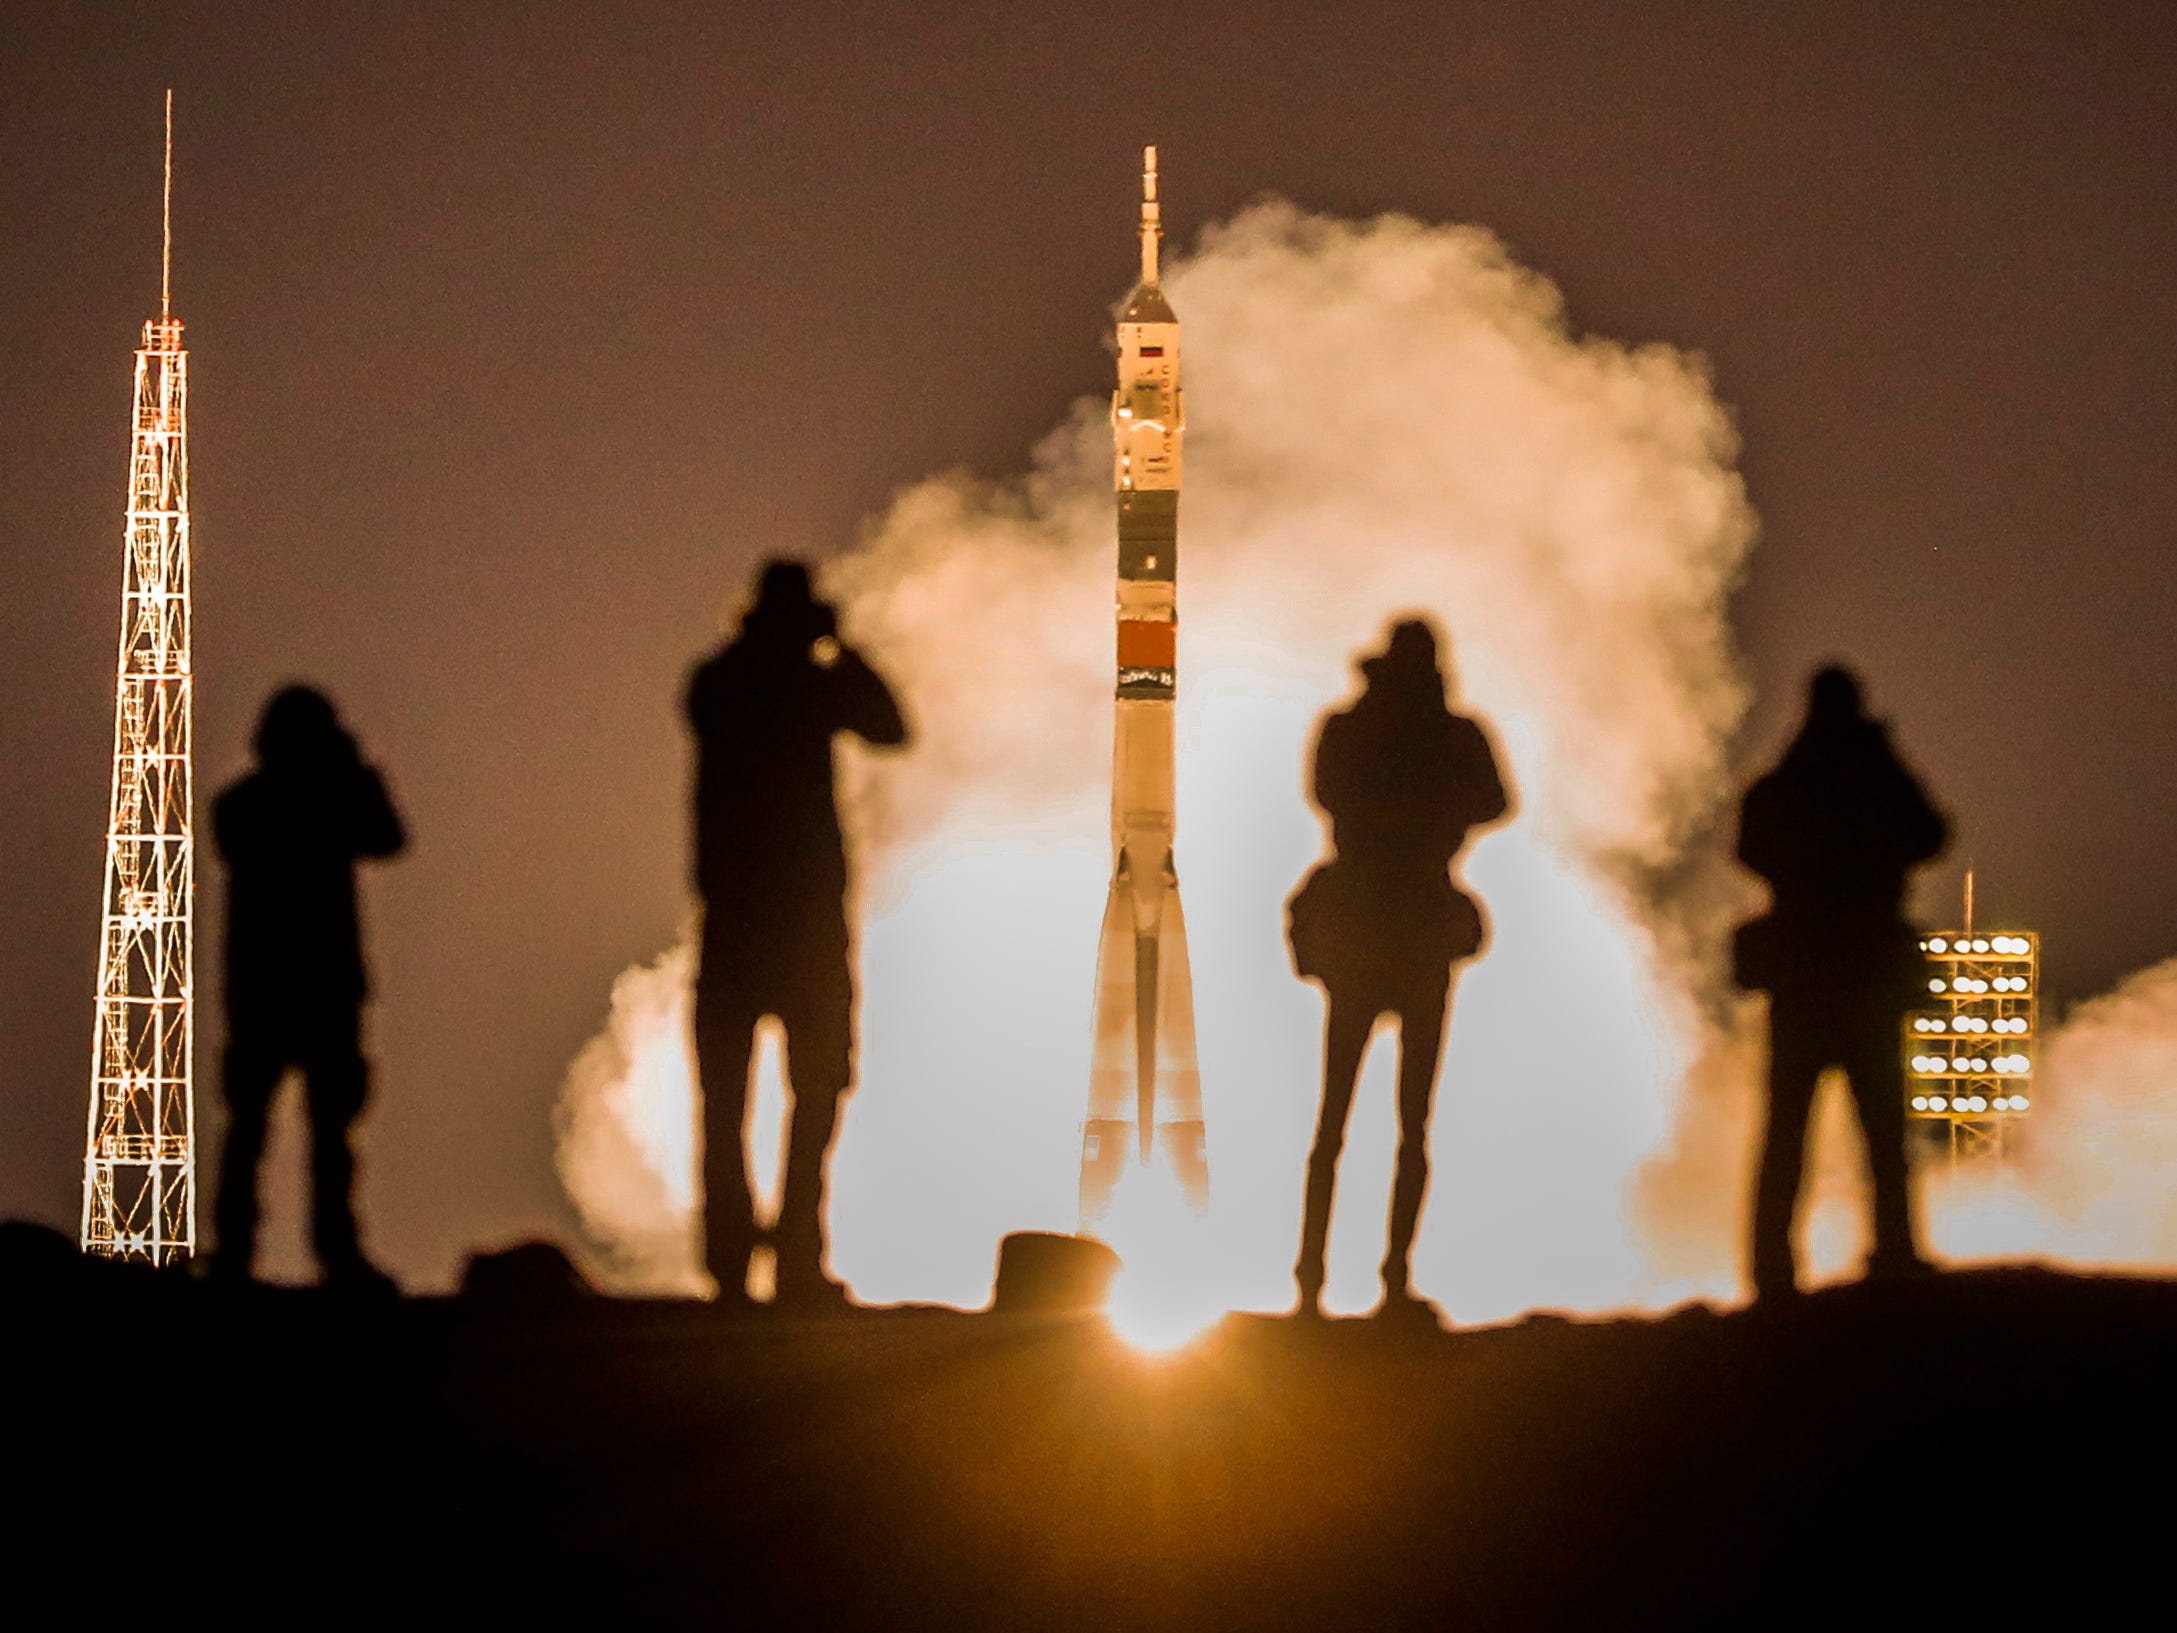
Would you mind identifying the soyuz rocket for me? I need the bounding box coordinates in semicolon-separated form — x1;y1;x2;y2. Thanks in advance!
1078;147;1209;1224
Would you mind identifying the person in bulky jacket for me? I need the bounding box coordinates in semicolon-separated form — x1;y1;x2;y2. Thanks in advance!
211;685;405;1288
1287;618;1509;1320
1735;664;1947;1300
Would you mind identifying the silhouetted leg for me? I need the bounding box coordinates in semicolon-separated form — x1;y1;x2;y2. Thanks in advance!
304;1036;372;1281
774;988;852;1307
694;962;761;1303
1845;1031;1924;1278
776;1091;847;1305
1296;995;1375;1316
1752;1000;1823;1301
213;1034;283;1278
1381;981;1450;1305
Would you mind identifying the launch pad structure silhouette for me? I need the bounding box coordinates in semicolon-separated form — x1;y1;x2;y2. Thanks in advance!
1077;147;1210;1225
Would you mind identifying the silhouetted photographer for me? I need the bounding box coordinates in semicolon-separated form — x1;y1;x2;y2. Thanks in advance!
1287;619;1510;1320
687;560;907;1308
1735;665;1947;1300
210;686;406;1289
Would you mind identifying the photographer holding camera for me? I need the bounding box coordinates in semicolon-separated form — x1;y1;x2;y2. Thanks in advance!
210;685;406;1289
686;559;908;1308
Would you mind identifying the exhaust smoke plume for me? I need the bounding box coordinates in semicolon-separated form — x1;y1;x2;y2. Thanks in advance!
1926;957;2177;1268
555;199;2177;1316
557;200;1757;1315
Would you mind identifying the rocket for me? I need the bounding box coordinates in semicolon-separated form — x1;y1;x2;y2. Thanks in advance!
1078;147;1209;1224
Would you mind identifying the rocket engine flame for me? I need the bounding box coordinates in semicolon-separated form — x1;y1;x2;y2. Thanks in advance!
1101;1146;1226;1353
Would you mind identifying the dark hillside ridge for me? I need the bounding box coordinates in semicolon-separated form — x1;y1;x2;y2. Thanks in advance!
9;1243;2172;1628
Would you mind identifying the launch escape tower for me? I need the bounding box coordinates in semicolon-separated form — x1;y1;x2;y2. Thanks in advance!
1078;148;1210;1224
1905;875;2039;1164
82;95;197;1262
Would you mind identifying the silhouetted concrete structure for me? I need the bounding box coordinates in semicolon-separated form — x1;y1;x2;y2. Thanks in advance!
461;1240;595;1307
991;1231;1122;1316
211;686;405;1288
1735;664;1948;1299
687;561;907;1307
1287;620;1509;1318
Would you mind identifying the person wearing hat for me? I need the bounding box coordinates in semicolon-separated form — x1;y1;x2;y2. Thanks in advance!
1286;618;1510;1321
210;685;406;1290
1734;664;1946;1300
686;560;908;1308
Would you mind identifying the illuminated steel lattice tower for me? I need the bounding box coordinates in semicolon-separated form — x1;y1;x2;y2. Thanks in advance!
1904;888;2039;1163
82;95;196;1262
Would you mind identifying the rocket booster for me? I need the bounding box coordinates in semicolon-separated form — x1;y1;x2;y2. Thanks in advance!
1079;147;1209;1224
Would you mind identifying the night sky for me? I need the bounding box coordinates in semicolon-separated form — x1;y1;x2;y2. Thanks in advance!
4;3;2173;1284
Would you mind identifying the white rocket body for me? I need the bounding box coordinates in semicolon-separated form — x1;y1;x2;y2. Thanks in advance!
1079;148;1209;1224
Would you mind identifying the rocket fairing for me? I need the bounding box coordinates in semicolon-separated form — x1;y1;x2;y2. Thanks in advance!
1079;147;1210;1225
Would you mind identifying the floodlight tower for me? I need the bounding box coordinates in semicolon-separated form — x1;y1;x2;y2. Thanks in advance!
82;93;197;1263
1903;873;2040;1165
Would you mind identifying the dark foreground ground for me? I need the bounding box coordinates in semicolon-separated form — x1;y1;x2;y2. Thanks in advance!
9;1240;2174;1629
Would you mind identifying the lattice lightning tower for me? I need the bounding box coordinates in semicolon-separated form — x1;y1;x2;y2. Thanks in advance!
82;93;196;1262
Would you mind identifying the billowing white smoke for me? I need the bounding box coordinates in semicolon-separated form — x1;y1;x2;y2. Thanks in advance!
1926;957;2177;1268
552;938;700;1290
557;200;1766;1315
562;204;2177;1314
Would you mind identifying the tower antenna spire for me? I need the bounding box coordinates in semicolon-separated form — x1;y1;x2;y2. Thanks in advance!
1139;144;1161;285
161;89;172;320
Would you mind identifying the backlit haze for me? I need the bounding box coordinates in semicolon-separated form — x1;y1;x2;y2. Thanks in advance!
557;204;2177;1320
6;8;2177;1297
